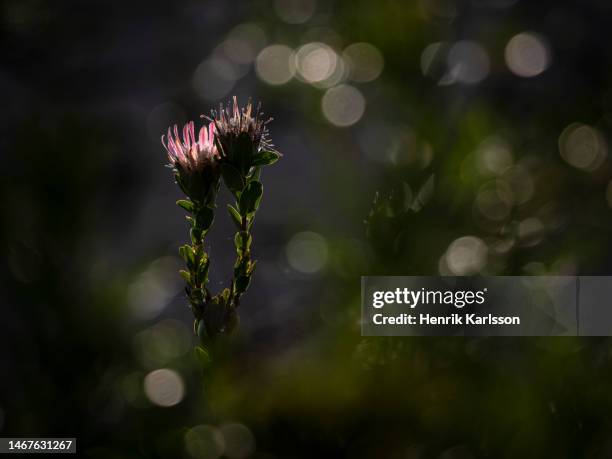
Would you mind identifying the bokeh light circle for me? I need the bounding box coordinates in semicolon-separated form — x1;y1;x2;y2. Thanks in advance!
255;44;296;85
223;23;267;64
143;368;184;407
321;84;366;127
128;256;182;320
475;181;513;221
477;137;513;176
445;236;488;275
505;32;551;77
343;42;384;82
295;42;338;84
447;40;490;84
185;425;225;459
220;423;255;459
559;123;607;172
286;231;328;274
193;57;236;101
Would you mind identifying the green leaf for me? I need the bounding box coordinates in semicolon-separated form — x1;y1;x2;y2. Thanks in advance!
178;245;193;264
221;163;244;194
179;269;191;284
196;206;214;231
182;245;197;270
238;180;263;215
198;256;210;280
175;172;190;196
234;275;251;295
190;227;202;245
176;199;194;213
252;150;280;166
227;204;242;229
234;231;252;251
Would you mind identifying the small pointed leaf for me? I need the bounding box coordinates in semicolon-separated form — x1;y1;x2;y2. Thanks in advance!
221;163;245;194
176;199;195;213
227;204;242;229
179;269;191;284
252;151;280;166
238;180;263;215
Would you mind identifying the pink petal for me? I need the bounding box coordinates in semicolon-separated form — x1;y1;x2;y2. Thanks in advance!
198;125;207;149
189;121;196;147
182;124;190;149
208;122;215;144
161;134;168;151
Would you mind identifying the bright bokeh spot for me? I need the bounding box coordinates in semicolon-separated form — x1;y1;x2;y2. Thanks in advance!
143;369;184;407
286;231;328;274
255;44;296;85
295;42;338;84
477;137;513;176
475;181;513;221
505;32;550;77
343;42;384;82
445;236;488;275
321;84;366;127
559;123;607;172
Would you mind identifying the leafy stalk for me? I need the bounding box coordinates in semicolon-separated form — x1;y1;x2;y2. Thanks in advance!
227;168;262;306
175;171;219;341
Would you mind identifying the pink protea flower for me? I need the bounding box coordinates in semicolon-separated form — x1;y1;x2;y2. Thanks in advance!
210;97;279;174
162;120;219;172
213;97;269;145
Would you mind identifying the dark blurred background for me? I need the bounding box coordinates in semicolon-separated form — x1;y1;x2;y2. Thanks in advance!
2;0;612;457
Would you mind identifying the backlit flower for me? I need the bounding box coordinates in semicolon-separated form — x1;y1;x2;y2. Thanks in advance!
210;96;277;172
162;120;219;172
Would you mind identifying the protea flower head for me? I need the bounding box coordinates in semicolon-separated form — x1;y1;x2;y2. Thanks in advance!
162;120;219;172
162;120;221;204
210;96;277;174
